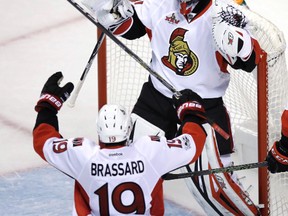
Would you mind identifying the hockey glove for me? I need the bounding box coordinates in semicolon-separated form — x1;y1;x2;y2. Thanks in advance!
35;72;74;113
172;89;206;125
266;108;288;173
82;0;134;30
213;21;253;64
266;137;288;174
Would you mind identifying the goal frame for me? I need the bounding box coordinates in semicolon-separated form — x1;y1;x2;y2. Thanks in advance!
258;51;269;216
97;30;107;109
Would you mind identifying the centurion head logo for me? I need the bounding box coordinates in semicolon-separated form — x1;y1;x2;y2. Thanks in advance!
161;28;199;76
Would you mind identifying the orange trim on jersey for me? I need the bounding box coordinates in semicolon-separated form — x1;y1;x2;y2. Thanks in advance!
113;18;133;35
132;0;144;5
182;122;206;163
74;181;91;216
146;27;152;41
215;51;229;73
150;179;164;215
33;123;61;160
282;110;288;137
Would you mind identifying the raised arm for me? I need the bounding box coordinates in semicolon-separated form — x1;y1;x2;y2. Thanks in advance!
33;72;74;160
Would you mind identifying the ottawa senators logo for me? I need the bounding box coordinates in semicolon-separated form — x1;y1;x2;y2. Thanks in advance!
161;28;199;76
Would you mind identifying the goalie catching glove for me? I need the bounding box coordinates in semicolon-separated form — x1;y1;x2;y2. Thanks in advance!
35;72;74;113
82;0;134;30
172;89;206;125
266;109;288;173
213;21;253;64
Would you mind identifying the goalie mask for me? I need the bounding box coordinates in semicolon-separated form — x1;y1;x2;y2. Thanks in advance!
179;0;200;16
97;104;132;144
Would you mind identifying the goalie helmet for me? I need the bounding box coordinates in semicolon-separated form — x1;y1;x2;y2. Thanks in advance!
97;104;132;144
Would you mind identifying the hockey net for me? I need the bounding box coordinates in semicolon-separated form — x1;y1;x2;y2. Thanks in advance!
97;6;288;216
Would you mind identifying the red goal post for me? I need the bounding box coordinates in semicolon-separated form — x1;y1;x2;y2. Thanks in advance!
97;7;288;216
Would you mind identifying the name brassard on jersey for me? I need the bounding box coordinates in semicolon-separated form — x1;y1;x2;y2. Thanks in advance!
91;160;145;177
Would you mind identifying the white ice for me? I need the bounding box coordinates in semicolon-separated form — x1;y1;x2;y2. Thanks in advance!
0;0;287;215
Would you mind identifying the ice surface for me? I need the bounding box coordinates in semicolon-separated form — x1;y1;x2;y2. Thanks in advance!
0;166;195;215
0;0;287;215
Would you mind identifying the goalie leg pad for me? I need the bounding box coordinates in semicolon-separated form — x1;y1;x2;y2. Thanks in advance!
182;124;260;216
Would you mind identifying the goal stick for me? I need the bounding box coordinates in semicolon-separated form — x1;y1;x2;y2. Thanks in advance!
67;32;105;107
163;161;268;180
66;0;229;139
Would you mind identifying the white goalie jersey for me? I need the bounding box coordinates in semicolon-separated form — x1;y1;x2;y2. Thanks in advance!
133;0;231;99
130;0;259;99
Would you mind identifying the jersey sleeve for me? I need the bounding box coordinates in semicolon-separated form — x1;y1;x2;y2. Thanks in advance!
42;136;98;179
135;122;206;175
33;108;62;160
33;108;99;179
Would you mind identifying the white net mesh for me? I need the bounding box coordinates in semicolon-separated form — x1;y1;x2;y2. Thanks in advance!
106;36;151;112
223;5;288;216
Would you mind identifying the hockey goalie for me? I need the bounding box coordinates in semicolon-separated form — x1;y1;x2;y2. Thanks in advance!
80;0;263;215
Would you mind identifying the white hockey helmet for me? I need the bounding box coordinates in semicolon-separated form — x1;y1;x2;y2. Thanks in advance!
97;104;132;144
